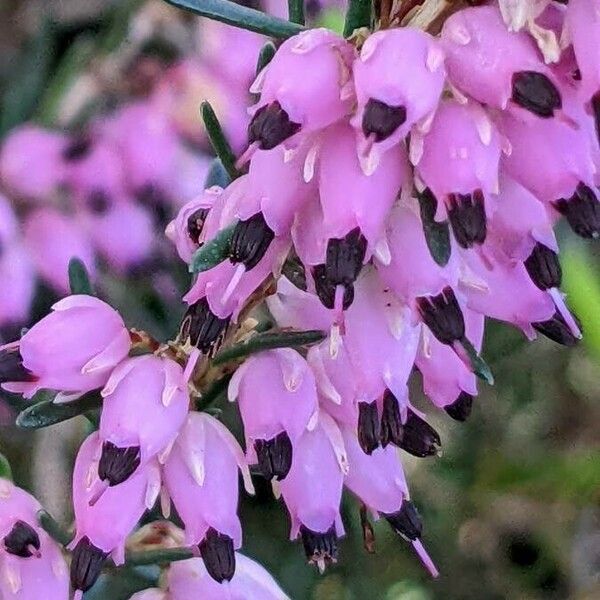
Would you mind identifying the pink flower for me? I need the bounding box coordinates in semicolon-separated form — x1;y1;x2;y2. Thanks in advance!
413;99;501;248
162;413;253;582
0;242;35;329
441;5;563;119
99;355;190;473
279;413;346;571
352;28;445;158
165;553;290;600
247;29;355;153
23;208;96;294
0;125;68;201
70;432;160;597
228;348;319;481
1;295;130;400
0;478;69;599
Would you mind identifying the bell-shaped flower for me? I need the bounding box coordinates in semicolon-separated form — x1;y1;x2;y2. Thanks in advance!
99;355;190;485
0;478;69;599
279;413;346;572
162;413;253;583
0;125;68;201
352;28;445;160
165;553;290;600
0;295;130;400
247;28;355;155
70;432;160;598
23;208;96;294
228;348;319;481
413;99;501;249
441;5;563;119
341;426;438;577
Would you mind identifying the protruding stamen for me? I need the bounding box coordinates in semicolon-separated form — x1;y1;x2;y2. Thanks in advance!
444;392;474;422
199;528;235;583
98;441;141;487
187;208;210;245
254;432;293;481
511;71;561;118
300;524;338;570
554;183;600;240
0;346;36;384
179;298;230;354
362;98;407;142
70;537;109;594
417;287;465;345
447;189;487;248
357;401;380;455
524;243;561;291
533;310;581;346
3;521;41;558
384;500;423;541
548;288;582;340
229;213;275;270
397;410;441;458
380;390;403;448
248;101;301;150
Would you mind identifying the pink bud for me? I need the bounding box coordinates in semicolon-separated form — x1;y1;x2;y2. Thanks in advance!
0;126;67;201
228;349;319;480
100;355;190;465
166;553;290;600
1;295;130;400
23;208;96;294
352;28;445;156
279;413;346;571
0;478;69;599
162;413;252;582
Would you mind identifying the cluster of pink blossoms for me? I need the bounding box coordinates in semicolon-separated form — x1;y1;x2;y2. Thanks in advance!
1;0;599;597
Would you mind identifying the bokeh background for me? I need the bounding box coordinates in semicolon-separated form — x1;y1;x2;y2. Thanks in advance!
0;2;598;599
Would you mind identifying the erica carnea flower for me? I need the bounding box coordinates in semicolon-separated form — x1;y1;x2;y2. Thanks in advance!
0;478;69;599
0;295;130;400
162;413;253;583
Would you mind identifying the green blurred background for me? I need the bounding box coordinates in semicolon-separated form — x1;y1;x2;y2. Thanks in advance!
0;2;598;599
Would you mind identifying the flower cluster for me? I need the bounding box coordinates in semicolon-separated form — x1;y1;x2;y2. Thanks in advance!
0;0;598;598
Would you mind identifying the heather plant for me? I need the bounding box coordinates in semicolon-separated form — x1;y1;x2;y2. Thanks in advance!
0;1;599;599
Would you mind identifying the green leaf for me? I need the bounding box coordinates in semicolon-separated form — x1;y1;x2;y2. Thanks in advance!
459;337;494;386
37;510;73;546
189;222;237;274
417;189;451;267
162;0;304;38
0;16;56;135
201;101;241;181
212;329;326;365
288;0;305;25
16;391;103;429
343;0;372;38
0;453;12;481
256;41;277;75
68;257;95;295
204;158;232;189
197;373;233;410
125;547;194;566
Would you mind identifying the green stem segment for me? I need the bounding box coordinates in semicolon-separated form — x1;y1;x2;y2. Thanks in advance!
189;221;237;274
343;0;372;38
201;101;241;181
212;329;326;366
288;0;305;25
125;547;195;566
457;337;494;386
68;257;95;296
16;391;103;429
37;510;74;546
162;0;304;38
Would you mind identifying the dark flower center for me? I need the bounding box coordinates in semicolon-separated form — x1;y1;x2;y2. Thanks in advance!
70;537;109;593
87;190;111;215
554;183;600;240
524;242;561;291
384;500;423;541
254;431;293;481
447;189;487;248
417;287;465;345
511;71;562;118
199;527;235;583
62;136;92;162
3;520;40;558
248;101;301;150
179;298;230;354
186;208;210;245
357;401;380;455
98;441;141;486
0;346;35;384
533;310;581;347
300;524;338;569
229;213;275;270
362;98;407;142
380;390;403;448
397;409;441;458
444;392;474;422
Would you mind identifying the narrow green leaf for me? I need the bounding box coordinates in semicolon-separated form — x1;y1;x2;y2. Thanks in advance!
68;257;95;296
343;0;372;38
204;158;232;189
212;329;326;365
288;0;305;25
201;101;241;181
189;222;237;274
417;189;451;267
125;547;194;566
37;510;73;546
459;338;494;385
162;0;304;38
256;41;277;75
0;454;12;481
16;391;103;429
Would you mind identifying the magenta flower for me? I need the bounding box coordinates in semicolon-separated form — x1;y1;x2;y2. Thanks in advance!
162;412;253;582
352;28;445;159
23;208;96;294
99;355;190;482
247;28;355;155
0;478;69;599
279;413;346;571
0;240;35;330
228;348;319;481
0;295;130;400
164;553;291;600
0;125;67;201
70;432;160;597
